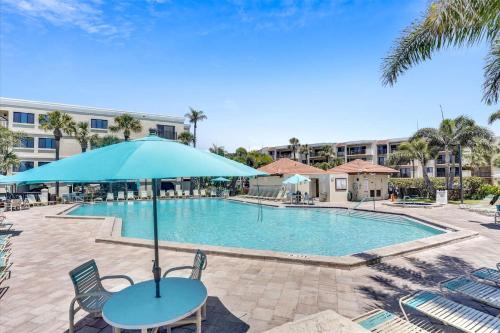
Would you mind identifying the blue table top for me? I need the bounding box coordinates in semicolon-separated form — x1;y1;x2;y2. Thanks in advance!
102;277;207;329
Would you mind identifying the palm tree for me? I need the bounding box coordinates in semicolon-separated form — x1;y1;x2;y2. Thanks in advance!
109;114;142;141
288;137;300;161
488;110;500;124
464;137;499;175
0;127;22;174
209;144;226;156
382;0;499;105
39;111;76;196
412;116;494;189
299;144;310;164
74;122;99;152
388;139;436;194
185;108;207;148
91;135;122;148
319;145;334;163
178;131;195;146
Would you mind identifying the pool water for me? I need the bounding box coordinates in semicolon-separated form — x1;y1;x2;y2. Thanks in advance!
69;199;445;256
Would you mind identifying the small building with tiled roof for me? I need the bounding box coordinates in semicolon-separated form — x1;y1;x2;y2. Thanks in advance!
257;158;326;175
327;159;397;201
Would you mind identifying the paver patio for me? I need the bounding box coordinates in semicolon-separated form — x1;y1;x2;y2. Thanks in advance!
0;202;498;333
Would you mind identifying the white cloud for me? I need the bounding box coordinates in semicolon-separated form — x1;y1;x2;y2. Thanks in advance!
1;0;123;36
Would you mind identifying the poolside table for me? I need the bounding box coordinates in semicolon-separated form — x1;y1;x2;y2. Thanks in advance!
102;277;207;333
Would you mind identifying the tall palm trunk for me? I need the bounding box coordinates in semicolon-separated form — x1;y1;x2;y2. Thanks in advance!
422;167;435;196
411;160;415;178
193;122;197;148
444;146;450;190
54;129;62;197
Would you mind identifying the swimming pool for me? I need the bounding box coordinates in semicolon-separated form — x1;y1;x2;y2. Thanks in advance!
69;199;445;257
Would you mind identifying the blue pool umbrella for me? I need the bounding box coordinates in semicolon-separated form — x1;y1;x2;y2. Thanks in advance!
212;177;230;182
0;132;266;297
282;174;311;184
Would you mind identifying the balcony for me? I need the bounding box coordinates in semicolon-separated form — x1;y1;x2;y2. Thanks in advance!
0;117;7;128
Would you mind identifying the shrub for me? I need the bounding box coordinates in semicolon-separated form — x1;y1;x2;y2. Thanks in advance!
389;176;486;199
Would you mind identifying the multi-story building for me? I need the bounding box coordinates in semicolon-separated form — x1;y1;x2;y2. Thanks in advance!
0;97;189;174
261;137;498;182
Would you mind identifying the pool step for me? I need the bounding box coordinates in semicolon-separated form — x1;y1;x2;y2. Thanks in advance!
335;210;415;226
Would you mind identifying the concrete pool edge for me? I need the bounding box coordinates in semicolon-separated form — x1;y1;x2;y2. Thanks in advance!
48;203;479;269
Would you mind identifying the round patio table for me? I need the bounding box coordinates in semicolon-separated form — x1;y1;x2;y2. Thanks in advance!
102;277;207;333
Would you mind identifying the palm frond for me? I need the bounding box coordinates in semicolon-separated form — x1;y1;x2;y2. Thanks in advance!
483;39;500;104
488;109;500;123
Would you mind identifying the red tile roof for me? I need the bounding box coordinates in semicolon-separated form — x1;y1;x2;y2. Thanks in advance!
328;159;398;174
258;158;326;175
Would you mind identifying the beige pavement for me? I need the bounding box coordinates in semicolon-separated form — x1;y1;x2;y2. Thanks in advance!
0;202;498;333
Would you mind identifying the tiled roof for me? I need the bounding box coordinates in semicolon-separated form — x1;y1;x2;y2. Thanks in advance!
258;158;326;175
327;159;398;174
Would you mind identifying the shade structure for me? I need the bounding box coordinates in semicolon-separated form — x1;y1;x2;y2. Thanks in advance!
0;134;267;297
212;177;230;182
282;174;311;185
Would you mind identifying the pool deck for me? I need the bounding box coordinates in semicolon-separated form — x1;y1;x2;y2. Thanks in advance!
0;200;499;332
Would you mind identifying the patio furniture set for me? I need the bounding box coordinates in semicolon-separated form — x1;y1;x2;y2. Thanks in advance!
102;189;219;202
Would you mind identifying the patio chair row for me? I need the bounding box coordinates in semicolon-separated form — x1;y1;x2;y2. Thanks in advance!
0;233;13;288
104;189;217;201
245;187;286;201
352;262;500;333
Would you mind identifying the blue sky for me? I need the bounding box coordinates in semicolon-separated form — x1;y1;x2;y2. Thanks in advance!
1;0;498;151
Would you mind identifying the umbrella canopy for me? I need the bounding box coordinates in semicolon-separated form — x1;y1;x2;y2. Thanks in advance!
212;177;230;182
282;174;311;185
0;134;267;298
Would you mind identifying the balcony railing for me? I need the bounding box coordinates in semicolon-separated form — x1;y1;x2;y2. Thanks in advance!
0;119;7;128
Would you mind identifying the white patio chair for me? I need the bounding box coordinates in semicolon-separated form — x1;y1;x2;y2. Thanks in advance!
210;190;216;197
439;275;500;309
126;191;135;200
27;194;42;206
176;190;183;198
167;190;175;199
106;193;114;201
117;191;125;201
160;190;167;199
140;191;148;200
69;259;134;333
193;189;199;197
470;263;500;286
200;189;206;197
353;308;434;333
184;190;191;198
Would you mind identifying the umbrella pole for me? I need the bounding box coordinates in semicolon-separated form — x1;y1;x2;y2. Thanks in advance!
152;178;162;298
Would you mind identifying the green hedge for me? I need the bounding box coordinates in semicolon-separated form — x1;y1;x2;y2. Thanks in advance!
389;176;486;200
478;184;500;197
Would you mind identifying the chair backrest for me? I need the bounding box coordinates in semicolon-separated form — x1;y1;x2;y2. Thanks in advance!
106;193;114;200
127;192;135;198
190;250;208;280
117;191;124;198
184;190;190;196
27;194;36;203
200;189;206;196
141;191;147;198
160;190;166;196
177;190;183;196
168;190;175;196
193;190;199;196
69;260;104;310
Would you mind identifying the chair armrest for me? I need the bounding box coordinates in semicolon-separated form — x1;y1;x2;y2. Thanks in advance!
100;274;134;285
162;266;194;278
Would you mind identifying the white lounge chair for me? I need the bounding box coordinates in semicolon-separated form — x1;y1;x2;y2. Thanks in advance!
176;190;183;198
68;260;134;333
184;190;191;198
193;189;199;197
140;191;148;200
439;275;500;309
200;189;206;197
27;194;42;206
40;192;56;205
117;191;125;201
470;264;500;286
210;190;216;197
400;291;500;333
0;213;12;232
106;193;114;201
160;190;166;199
167;190;175;199
353;308;433;333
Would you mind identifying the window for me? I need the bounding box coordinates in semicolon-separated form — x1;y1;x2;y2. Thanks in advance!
426;167;434;174
157;125;176;140
91;119;108;129
399;167;411;178
38;161;50;167
436;167;446;177
377;156;386;165
390;144;399;152
13;112;34;124
370;190;375;197
337;146;345;156
377;145;387;155
335;178;347;191
38;138;56;149
376;190;381;197
436;154;446;164
14;161;34;172
347;146;366;155
17;137;34;148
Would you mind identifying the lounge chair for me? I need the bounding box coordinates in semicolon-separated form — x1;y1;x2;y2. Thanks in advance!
176;190;184;198
439;275;500;309
68;259;134;333
140;191;149;200
193;189;200;197
26;194;42;206
160;190;167;199
470;264;500;286
167;190;175;199
400;291;500;333
0;213;13;232
106;192;114;201
210;190;216;197
126;191;135;200
184;190;191;198
353;308;433;333
200;189;206;197
117;191;125;201
40;192;56;205
303;192;314;205
162;250;208;330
